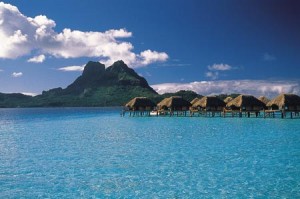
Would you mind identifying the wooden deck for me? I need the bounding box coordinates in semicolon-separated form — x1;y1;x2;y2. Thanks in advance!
122;109;300;119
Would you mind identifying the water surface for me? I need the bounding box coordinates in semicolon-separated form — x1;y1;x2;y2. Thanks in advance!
0;108;299;198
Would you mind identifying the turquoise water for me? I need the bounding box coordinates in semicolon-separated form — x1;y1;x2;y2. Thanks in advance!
0;108;299;198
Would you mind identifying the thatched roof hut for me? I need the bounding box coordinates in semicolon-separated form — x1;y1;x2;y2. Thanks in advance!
226;94;265;111
193;96;226;111
266;94;300;111
224;96;233;103
125;97;156;111
157;96;191;111
190;97;200;105
258;96;270;105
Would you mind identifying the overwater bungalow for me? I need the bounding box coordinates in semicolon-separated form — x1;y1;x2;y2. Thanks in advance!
224;96;233;103
191;96;226;117
157;96;191;116
124;97;156;116
266;94;300;118
225;95;265;117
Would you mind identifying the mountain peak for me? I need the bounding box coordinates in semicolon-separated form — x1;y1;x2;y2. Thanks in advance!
63;60;156;95
106;60;130;73
82;61;105;77
114;60;126;65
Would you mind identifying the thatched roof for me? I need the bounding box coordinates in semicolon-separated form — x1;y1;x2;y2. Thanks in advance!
125;97;156;108
258;96;270;105
226;95;265;108
266;94;300;108
190;97;200;105
224;96;233;103
193;96;226;108
157;96;191;108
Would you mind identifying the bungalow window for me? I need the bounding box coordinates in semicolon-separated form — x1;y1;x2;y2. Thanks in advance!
289;106;296;111
217;106;223;111
285;106;288;110
138;107;145;111
253;106;261;111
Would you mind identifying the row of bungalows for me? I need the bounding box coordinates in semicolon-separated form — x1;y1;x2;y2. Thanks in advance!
124;96;191;117
189;95;266;118
124;94;300;118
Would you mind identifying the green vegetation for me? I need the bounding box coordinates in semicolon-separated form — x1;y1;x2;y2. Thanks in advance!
0;60;240;107
0;93;33;108
150;90;203;104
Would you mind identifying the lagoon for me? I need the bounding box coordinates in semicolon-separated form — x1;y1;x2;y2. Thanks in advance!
0;108;299;198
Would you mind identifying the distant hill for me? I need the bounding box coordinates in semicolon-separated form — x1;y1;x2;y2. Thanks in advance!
0;93;32;108
0;60;240;107
217;93;240;100
151;90;203;103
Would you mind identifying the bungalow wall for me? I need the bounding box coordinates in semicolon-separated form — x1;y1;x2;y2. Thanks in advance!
268;105;300;111
243;106;263;111
134;106;154;111
285;105;300;111
206;106;224;111
173;106;188;111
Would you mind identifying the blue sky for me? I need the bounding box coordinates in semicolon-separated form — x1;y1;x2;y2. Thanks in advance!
0;0;299;97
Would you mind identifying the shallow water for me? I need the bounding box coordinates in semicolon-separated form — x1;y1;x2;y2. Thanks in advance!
0;108;299;198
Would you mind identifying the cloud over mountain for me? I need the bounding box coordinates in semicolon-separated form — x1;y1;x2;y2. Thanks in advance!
0;2;168;67
152;80;300;98
58;65;84;72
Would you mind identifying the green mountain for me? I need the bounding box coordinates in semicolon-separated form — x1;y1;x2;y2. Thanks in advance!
31;60;158;107
0;60;240;107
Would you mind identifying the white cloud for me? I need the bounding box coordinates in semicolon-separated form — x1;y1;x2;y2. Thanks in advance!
205;63;233;80
263;53;276;61
138;50;169;66
208;63;232;71
58;65;84;72
12;72;23;77
0;2;168;67
104;29;132;38
152;80;300;98
21;92;37;96
205;71;219;80
27;54;45;63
